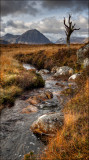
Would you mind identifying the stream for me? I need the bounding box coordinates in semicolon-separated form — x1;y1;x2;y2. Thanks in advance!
0;64;76;160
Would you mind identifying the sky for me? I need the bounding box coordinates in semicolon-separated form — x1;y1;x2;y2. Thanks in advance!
1;0;89;42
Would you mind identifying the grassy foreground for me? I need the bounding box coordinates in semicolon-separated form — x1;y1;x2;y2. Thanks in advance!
40;68;89;160
0;43;83;111
16;43;89;160
14;44;84;70
0;44;46;112
24;67;89;160
0;43;89;159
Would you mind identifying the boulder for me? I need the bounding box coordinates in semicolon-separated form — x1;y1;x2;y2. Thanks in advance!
54;66;73;77
29;69;36;72
76;43;89;63
51;66;58;73
31;112;64;135
26;91;53;105
26;96;41;105
21;105;38;114
38;69;50;74
38;98;59;109
69;73;81;81
83;58;89;68
45;91;53;99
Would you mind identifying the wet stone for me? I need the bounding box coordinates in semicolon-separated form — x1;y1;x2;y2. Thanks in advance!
38;99;59;109
31;112;64;135
21;105;38;114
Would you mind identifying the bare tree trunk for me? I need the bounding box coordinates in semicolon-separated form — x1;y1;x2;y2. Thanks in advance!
66;35;70;47
64;14;80;47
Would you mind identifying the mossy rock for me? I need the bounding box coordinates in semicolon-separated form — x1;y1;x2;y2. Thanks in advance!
0;86;22;105
24;151;36;160
33;73;45;88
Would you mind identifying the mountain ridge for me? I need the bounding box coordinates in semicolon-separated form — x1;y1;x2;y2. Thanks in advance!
1;29;51;44
56;37;89;44
2;33;20;43
0;39;9;44
1;30;88;44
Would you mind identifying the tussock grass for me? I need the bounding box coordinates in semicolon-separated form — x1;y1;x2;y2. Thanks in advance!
0;85;22;105
20;43;89;159
40;68;89;160
0;43;83;112
0;44;46;111
8;43;83;70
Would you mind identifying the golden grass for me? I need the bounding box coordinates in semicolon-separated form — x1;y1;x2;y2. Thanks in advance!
11;44;83;70
0;43;83;86
14;43;89;160
0;44;48;111
0;43;89;159
1;44;83;58
40;79;89;160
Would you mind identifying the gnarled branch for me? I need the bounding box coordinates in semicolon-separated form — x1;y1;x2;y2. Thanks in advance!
64;17;68;28
68;14;71;24
63;14;80;46
73;28;80;31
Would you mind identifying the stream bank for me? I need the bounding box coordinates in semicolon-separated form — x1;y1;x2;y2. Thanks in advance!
0;64;76;160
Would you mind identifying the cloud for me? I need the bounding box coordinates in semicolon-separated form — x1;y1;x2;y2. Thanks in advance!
1;0;88;20
29;17;63;34
0;22;6;33
42;0;73;9
1;15;88;40
0;20;29;35
42;0;88;12
1;17;64;37
1;0;39;16
6;20;29;29
29;15;88;34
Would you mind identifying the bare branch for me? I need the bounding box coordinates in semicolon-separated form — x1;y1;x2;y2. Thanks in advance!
70;22;72;28
68;14;71;24
73;28;80;31
64;17;68;28
72;23;76;29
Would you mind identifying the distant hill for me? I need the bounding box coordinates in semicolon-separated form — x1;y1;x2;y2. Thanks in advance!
15;29;51;44
2;33;20;43
2;31;88;44
55;37;89;44
0;39;9;44
2;29;51;44
83;37;89;43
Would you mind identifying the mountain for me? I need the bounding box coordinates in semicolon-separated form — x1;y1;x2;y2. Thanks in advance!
2;33;20;43
55;37;88;44
56;38;65;44
15;29;51;44
0;39;9;44
83;37;89;43
2;30;51;44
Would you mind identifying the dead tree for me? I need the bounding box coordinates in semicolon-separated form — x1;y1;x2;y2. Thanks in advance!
64;14;80;47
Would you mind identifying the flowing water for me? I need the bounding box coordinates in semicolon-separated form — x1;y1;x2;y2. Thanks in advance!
0;64;76;160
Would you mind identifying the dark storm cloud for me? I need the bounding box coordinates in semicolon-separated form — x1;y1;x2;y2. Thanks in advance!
6;20;28;29
1;0;38;16
0;22;6;32
42;0;88;12
1;0;88;17
42;0;73;8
